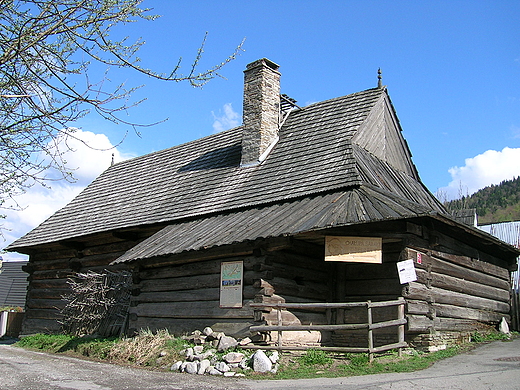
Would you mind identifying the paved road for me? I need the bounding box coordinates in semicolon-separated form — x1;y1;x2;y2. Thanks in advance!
248;338;520;389
1;338;519;389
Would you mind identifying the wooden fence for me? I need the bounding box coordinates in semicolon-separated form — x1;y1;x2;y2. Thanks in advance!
250;297;407;362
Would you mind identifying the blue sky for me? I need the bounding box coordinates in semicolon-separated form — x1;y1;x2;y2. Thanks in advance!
2;0;520;260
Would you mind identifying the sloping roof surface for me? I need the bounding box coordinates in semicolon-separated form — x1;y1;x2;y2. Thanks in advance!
9;87;444;251
114;185;435;263
479;221;520;249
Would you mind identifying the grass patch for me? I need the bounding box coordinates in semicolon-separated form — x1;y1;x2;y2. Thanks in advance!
299;348;334;366
14;330;516;379
15;329;184;368
471;330;515;343
16;333;73;352
275;346;466;379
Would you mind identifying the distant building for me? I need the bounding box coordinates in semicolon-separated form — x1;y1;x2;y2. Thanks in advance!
0;261;28;308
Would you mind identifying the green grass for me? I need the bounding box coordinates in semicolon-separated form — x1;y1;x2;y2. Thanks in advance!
16;333;74;352
15;330;515;379
275;347;465;379
299;348;334;366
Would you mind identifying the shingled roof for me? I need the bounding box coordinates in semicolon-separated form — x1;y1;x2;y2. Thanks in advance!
8;71;445;254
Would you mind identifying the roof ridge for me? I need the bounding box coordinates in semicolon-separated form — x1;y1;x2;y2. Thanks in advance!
300;87;384;110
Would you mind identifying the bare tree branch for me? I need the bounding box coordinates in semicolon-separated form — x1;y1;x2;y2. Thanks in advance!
0;0;244;210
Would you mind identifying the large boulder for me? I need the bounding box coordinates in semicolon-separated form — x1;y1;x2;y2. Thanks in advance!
252;350;272;373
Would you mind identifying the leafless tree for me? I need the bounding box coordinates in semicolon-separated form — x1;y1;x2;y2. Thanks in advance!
0;0;243;207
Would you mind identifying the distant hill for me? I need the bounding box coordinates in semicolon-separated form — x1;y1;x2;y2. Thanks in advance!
443;176;520;225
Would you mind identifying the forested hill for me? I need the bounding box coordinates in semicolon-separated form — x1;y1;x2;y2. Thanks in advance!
444;176;520;225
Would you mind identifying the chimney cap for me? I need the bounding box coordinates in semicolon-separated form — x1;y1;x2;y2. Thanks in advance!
245;58;280;72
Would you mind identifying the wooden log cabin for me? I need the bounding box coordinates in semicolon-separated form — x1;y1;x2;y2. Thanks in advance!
7;59;519;350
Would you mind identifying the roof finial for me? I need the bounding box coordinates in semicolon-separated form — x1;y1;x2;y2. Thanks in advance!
377;68;382;89
111;153;115;166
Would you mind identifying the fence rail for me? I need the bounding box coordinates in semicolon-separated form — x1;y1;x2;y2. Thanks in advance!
250;297;407;361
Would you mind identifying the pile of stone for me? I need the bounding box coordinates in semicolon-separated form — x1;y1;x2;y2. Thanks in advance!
169;327;279;376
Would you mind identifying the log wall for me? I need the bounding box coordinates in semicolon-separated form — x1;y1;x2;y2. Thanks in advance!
129;254;258;337
21;237;137;335
403;247;511;335
130;240;331;340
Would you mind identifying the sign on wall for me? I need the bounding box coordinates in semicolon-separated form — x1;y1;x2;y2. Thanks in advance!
396;259;417;284
325;236;382;263
220;261;243;308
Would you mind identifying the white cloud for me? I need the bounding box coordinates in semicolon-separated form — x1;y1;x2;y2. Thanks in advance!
1;129;134;260
438;147;520;200
212;103;239;133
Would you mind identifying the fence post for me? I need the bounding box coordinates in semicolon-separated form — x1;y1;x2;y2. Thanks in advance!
398;297;405;357
367;300;373;363
277;306;283;349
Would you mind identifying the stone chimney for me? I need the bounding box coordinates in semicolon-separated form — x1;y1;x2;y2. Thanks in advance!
241;58;281;167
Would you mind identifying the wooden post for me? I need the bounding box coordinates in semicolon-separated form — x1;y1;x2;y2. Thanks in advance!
397;297;405;357
367;300;373;363
277;307;282;349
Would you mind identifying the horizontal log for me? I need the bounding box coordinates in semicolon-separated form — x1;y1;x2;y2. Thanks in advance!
251;302;367;310
345;294;400;302
82;264;129;274
30;269;76;280
410;300;508;324
405;248;510;290
429;249;510;280
244;345;371;353
370;341;408;353
250;318;406;333
30;278;69;289
138;270;276;293
130;300;254;319
27;258;71;271
406;299;433;316
138;256;259;280
136;237;293;269
258;262;329;283
406;300;509;323
134;286;260;303
31;249;77;262
267;250;330;273
415;269;510;303
26;299;65;310
139;273;220;292
250;324;368;332
27;288;70;300
135;288;218;303
407;314;491;332
403;282;510;313
20;318;61;335
81;240;140;257
24;308;62;320
370;318;407;330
